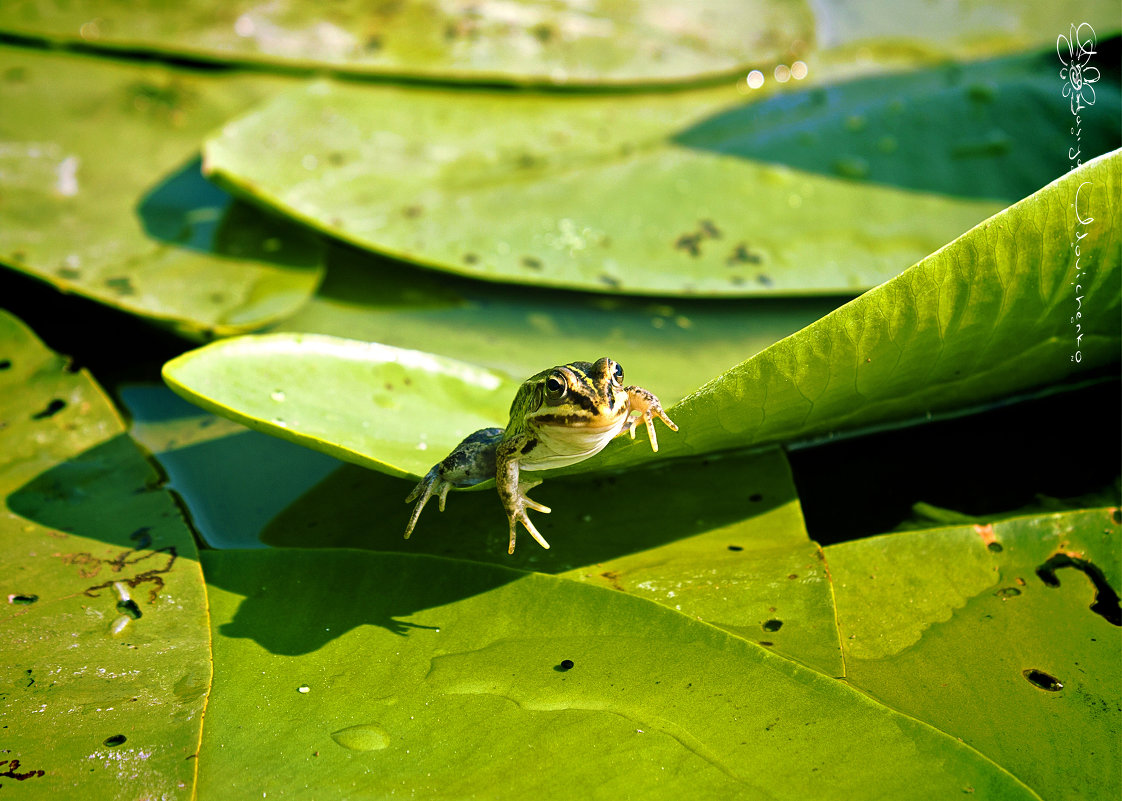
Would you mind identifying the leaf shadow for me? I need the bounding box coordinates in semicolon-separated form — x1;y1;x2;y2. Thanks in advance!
258;447;798;575
136;155;322;268
673;46;1121;203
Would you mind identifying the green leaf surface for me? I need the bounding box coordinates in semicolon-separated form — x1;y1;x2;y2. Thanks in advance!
0;310;210;799
0;0;811;87
590;150;1122;471
198;548;1036;800
204;74;1007;296
280;242;844;405
828;508;1122;801
0;46;322;338
163;334;520;481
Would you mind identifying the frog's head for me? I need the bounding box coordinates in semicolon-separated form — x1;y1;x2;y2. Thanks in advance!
522;357;629;430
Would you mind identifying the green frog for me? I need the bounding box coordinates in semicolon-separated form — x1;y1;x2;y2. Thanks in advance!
404;357;678;554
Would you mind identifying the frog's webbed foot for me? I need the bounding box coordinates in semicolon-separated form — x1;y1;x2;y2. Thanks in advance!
403;427;503;540
506;479;552;554
621;386;679;452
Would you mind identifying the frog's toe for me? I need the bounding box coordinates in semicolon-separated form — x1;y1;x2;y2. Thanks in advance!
436;481;453;512
508;513;551;554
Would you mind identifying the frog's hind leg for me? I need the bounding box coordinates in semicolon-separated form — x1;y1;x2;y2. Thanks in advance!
403;427;503;540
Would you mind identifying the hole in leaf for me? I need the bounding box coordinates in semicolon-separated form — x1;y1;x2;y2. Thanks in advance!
8;594;38;605
103;735;127;748
1035;553;1121;626
555;659;575;672
1022;669;1063;691
30;399;66;420
762;619;783;632
116;599;142;620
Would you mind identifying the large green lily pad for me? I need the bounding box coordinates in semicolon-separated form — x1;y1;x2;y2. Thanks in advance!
198;548;1036;799
593;149;1122;470
204;72;1004;296
0;0;811;87
0;310;210;799
828;508;1122;801
163;334;520;481
0;46;322;338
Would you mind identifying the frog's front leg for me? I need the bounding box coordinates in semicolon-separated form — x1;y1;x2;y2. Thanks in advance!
620;386;679;451
404;427;503;540
496;436;552;554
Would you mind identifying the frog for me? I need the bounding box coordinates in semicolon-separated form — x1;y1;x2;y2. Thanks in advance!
404;357;678;554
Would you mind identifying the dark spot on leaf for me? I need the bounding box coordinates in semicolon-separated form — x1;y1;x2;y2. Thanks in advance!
328;151;347;166
675;233;702;256
3;66;28;82
1112;509;1121;525
756;274;774;286
987;542;1003;553
103;734;127;748
727;545;743;551
117;599;142;619
1036;552;1122;626
994;587;1021;599
599;274;621;289
130;527;152;550
1022;669;1063;691
0;359;11;370
758;641;774;647
727;242;762;265
762;619;783;632
105;276;135;296
787;574;799;580
463;253;479;264
402;205;423;218
31;399;66;420
729;275;746;286
521;256;542;270
748;493;763;503
57;267;82;280
699;219;722;239
9;594;39;605
364;35;382;52
531;23;555;43
517;153;539;169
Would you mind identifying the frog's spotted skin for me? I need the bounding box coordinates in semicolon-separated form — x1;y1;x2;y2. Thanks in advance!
404;357;677;554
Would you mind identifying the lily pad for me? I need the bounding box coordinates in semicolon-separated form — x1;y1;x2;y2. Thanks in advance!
0;310;210;799
162;334;520;481
592;149;1122;470
204;73;1004;296
198;548;1037;799
0;46;322;338
828;508;1122;801
280;242;844;405
0;0;811;87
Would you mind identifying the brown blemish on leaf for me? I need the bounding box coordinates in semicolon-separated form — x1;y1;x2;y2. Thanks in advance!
600;570;624;592
59;543;178;604
699;219;722;239
0;758;46;781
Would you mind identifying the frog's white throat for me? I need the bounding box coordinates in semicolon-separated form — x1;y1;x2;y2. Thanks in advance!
519;415;629;471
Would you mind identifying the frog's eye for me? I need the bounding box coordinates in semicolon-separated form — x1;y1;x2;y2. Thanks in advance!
611;361;625;385
545;374;566;398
